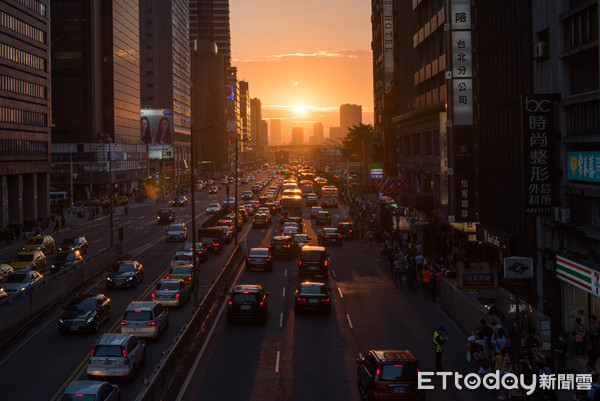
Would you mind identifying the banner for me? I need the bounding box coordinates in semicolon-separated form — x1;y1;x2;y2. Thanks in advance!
141;109;174;160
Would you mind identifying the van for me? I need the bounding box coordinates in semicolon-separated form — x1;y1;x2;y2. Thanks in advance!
197;227;225;252
87;334;146;381
298;246;329;279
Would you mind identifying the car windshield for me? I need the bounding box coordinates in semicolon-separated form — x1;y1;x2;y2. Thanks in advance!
300;285;326;295
27;237;43;244
123;311;153;321
92;345;122;358
112;263;134;273
249;249;269;257
55;252;75;262
66;298;96;311
232;293;258;303
61;238;76;245
295;235;309;241
13;254;33;262
156;281;180;290
169;224;183;231
208;203;219;208
159;209;171;215
381;363;418;381
4;273;28;283
324;229;338;234
171;267;191;274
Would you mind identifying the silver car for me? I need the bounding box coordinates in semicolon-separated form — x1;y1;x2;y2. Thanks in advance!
206;202;222;214
120;301;169;340
1;270;43;293
152;279;191;307
60;380;120;401
166;223;187;242
87;333;146;381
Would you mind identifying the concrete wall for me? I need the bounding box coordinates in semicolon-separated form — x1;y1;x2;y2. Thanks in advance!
0;248;118;345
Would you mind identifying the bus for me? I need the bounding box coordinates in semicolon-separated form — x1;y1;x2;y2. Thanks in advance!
299;180;314;198
321;185;339;207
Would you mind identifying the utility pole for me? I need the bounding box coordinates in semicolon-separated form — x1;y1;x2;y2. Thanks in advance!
234;136;239;245
70;145;74;207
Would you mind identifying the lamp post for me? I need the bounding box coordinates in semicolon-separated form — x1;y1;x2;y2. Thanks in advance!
189;124;217;307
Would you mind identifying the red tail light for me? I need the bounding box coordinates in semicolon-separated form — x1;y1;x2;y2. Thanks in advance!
321;298;330;302
165;276;170;279
259;301;264;306
228;301;232;305
122;348;127;358
175;293;180;298
247;258;252;262
213;242;218;247
324;259;328;266
297;297;307;302
188;276;192;281
268;244;273;248
284;244;290;247
151;293;156;298
266;258;271;262
146;321;156;326
90;348;96;356
324;235;329;238
298;260;302;266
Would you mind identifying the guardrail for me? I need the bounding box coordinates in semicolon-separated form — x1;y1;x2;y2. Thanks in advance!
0;247;118;346
134;228;248;401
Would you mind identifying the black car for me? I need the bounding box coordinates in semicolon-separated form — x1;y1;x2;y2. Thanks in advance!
264;201;280;215
288;216;304;233
317;228;343;246
245;248;273;272
157;208;175;224
58;293;111;334
298;246;329;279
59;236;88;254
172;196;188;207
182;242;208;263
252;213;271;228
337;222;358;239
51;250;84;274
226;284;269;324
315;211;332;226
268;235;298;259
106;261;144;288
294;282;331;314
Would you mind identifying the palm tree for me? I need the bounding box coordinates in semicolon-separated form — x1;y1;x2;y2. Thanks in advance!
340;123;379;162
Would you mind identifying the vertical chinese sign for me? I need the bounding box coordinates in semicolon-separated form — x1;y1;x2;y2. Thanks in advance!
449;0;475;223
522;95;557;215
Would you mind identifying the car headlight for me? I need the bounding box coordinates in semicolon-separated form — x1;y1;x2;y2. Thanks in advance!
86;317;94;324
126;276;133;281
58;318;64;324
106;277;113;281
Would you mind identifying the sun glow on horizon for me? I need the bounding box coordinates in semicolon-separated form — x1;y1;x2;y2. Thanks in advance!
293;105;310;114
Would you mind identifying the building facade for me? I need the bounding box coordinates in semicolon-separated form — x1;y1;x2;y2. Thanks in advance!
250;97;265;158
339;104;362;140
51;0;145;202
313;122;324;145
291;127;304;146
0;0;51;229
189;0;231;68
270;118;282;146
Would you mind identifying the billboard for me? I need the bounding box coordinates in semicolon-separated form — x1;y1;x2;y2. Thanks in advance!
141;109;174;159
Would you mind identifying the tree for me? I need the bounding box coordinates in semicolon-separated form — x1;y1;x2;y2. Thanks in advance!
340;123;379;162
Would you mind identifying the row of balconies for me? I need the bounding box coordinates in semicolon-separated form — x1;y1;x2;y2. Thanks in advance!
414;84;447;110
414;54;446;86
413;7;445;48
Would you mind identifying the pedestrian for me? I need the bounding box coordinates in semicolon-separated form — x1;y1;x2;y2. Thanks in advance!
421;264;433;299
554;335;570;374
590;315;600;368
54;218;60;234
573;317;586;356
492;328;508;358
393;257;402;285
60;214;66;230
432;326;447;372
415;252;425;273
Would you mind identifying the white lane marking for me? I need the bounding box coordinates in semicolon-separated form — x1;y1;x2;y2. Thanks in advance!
141;230;148;234
346;314;353;329
90;239;102;244
275;351;281;373
279;313;283;327
337;287;343;299
282;287;285;297
284;268;287;277
331;269;336;278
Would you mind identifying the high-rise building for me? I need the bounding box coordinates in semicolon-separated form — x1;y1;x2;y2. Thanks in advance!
313;122;324;145
271;119;282;146
260;120;268;152
1;0;51;228
291;127;304;146
51;0;145;201
140;0;192;189
339;104;362;140
250;98;265;157
189;0;231;68
225;66;241;167
239;81;251;157
329;127;341;141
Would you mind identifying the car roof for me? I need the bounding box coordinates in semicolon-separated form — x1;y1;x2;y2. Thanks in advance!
126;301;158;311
272;235;292;240
173;251;193;256
233;284;261;293
371;350;418;363
299;281;325;287
323;227;338;232
63;380;108;394
250;247;269;252
301;246;326;252
158;278;184;284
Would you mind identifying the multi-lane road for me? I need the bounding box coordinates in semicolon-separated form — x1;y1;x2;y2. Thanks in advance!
0;171;499;401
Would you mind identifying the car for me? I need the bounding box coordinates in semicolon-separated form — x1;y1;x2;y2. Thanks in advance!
310;206;323;219
337;221;358;239
294;282;331;314
298;246;329;279
226;213;244;231
288;215;304;231
251;184;262;194
59;380;120;401
197;227;224;253
120;301;169;339
217;219;236;234
23;235;55;254
87;333;146;381
156;208;175;224
170;251;194;267
241;177;249;184
166;223;187;242
51;250;84;274
315;211;332;226
166;265;193;282
245;248;273;272
306;193;319;206
208;186;219;194
106;261;144;288
282;226;299;236
252;213;271;228
152;279;192;307
357;349;424;401
226;284;269;325
227;177;235;184
243;204;256;216
268;235;298;259
248;200;261;212
206;202;222;214
1;270;43;293
182;242;208;263
59;236;88;254
317;227;343;246
256;206;271;216
10;250;46;272
0;263;13;281
222;197;236;210
248;175;255;181
82;198;102;207
293;233;312;249
241;191;253;200
237;207;249;222
58;293;111;334
172;196;188;206
218;226;233;243
114;196;129;206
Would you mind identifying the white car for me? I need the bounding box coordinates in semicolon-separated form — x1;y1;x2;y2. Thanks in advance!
2;270;43;293
170;251;194;267
166;223;187;242
206;202;222;214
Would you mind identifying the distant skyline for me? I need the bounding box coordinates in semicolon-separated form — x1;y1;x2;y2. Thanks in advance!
230;0;373;144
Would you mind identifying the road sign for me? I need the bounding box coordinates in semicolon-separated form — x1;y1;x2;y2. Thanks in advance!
324;166;330;172
343;168;349;175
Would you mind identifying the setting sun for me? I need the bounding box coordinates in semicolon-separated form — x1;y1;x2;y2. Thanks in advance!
294;105;310;114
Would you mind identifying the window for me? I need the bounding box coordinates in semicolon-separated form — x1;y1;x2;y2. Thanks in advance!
0;11;46;43
0;43;46;71
0;75;46;98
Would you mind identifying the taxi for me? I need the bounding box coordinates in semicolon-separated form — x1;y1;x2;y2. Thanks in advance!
11;250;46;272
23;235;55;254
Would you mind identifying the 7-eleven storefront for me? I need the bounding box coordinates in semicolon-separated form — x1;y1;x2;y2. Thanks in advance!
556;255;600;332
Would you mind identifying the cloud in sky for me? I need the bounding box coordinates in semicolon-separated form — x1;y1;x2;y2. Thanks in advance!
233;49;364;63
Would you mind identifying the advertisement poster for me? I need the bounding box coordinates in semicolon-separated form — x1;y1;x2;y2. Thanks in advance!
141;109;174;159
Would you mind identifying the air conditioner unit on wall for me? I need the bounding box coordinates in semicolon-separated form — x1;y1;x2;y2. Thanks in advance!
560;208;571;224
534;42;548;60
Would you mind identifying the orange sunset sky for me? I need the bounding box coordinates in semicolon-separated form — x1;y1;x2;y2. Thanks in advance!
230;0;374;144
